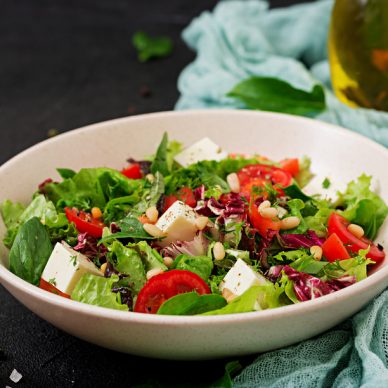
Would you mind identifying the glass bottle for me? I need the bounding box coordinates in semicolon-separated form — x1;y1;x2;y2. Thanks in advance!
329;0;388;111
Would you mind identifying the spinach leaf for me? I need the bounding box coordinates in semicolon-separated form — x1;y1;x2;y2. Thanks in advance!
151;133;169;176
132;31;173;62
157;292;226;315
9;217;53;285
227;77;326;117
172;254;213;281
71;274;128;311
283;184;312;201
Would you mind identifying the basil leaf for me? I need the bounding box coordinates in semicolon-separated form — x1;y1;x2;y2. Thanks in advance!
132;31;173;62
9;217;53;285
227;77;326;117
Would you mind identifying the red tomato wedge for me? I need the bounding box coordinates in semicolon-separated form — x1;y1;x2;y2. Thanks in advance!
237;164;292;199
39;279;70;299
65;207;105;238
322;233;350;262
163;187;196;212
249;201;281;238
327;213;385;264
121;163;142;179
134;270;211;314
279;158;300;177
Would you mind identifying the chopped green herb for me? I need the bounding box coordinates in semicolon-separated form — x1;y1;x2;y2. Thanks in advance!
48;277;57;286
322;177;331;189
132;31;173;62
70;255;78;267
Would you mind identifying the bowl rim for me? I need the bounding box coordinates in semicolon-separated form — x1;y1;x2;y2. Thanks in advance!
1;109;388;325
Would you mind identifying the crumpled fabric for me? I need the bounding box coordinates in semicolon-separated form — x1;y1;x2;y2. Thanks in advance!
175;0;388;146
175;1;388;386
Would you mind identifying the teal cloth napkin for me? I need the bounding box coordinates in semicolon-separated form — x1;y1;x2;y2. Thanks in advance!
176;0;388;146
175;1;388;386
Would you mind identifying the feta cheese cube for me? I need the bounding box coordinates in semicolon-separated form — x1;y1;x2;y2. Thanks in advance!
219;259;267;298
156;200;197;247
174;137;227;168
41;242;102;295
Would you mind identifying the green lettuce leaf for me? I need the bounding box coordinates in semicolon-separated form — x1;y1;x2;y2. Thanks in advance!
294;156;314;188
71;274;128;311
336;174;388;239
108;241;146;295
9;217;53;285
127;241;167;272
172;254;213;281
320;249;373;282
283;199;308;234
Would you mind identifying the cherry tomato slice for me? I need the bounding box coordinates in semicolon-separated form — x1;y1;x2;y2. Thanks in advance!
121;163;142;179
163;187;196;212
279;158;300;177
65;207;105;238
322;233;350;262
249;201;281;238
39;279;70;299
134;269;211;314
327;213;385;264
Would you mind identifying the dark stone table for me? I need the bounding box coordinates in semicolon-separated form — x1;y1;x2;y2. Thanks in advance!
0;1;312;386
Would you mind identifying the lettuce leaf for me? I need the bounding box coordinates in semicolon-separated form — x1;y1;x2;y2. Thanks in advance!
337;174;388;239
71;274;128;311
283;199;308;234
172;254;213;281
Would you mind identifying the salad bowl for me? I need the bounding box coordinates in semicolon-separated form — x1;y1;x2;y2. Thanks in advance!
0;110;388;360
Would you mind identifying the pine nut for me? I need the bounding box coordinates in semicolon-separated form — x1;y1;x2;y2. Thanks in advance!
145;173;155;183
222;288;237;303
260;207;278;219
195;216;209;231
213;242;226;261
145;206;159;223
146;268;164;280
163;257;174;268
143;223;166;238
280;216;300;230
100;262;107;274
258;200;271;211
227;173;240;193
347;224;364;239
310;245;323;261
91;207;102;219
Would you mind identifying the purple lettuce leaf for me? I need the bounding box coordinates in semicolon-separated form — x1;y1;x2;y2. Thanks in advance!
280;230;325;249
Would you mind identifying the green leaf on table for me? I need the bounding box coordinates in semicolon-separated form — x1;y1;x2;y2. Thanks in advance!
227;77;326;117
132;31;173;62
210;361;243;388
9;217;53;285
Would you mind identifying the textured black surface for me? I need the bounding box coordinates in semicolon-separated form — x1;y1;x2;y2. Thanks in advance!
0;0;311;386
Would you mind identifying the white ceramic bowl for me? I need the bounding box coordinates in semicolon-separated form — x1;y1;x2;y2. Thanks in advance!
1;110;387;360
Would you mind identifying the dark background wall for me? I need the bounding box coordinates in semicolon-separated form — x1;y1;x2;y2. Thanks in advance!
0;1;313;386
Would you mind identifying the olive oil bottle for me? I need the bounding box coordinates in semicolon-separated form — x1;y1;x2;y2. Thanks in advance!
329;0;388;111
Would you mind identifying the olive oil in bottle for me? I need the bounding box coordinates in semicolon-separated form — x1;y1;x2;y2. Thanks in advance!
328;0;388;111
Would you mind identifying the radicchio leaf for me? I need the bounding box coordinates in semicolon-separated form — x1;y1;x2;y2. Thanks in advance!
161;232;209;259
280;230;325;249
73;232;108;265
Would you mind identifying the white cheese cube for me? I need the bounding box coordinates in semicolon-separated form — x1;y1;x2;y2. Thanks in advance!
156;200;197;247
41;242;102;295
174;137;227;168
219;259;267;298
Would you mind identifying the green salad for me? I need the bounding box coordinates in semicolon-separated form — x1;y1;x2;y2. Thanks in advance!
1;133;387;315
